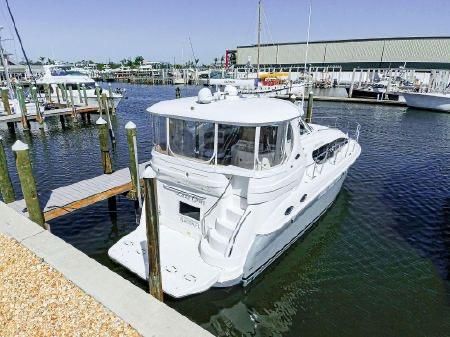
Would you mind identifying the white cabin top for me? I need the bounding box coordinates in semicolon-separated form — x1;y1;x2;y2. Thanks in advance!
147;90;300;126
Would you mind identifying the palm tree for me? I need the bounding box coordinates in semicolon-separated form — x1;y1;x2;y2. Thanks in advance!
38;56;45;64
220;55;224;65
214;57;218;66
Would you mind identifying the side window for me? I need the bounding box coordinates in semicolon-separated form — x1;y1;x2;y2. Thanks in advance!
312;138;348;163
257;123;288;169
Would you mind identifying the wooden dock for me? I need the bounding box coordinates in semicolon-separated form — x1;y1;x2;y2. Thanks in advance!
278;95;407;107
0;105;99;124
8;162;149;221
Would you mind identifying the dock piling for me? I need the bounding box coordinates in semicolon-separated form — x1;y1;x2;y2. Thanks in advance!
31;86;44;127
96;117;113;174
55;84;61;104
77;83;83;105
68;86;76;118
1;87;11;115
82;84;88;107
0;136;15;203
95;86;103;117
12;140;45;227
16;86;30;130
143;166;163;301
108;84;115;115
306;92;314;123
125;121;142;206
102;93;116;147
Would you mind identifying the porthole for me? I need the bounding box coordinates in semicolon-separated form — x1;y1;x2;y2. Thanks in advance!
285;206;294;216
300;194;307;202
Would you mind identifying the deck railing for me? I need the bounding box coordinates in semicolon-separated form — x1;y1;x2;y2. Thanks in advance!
306;118;361;179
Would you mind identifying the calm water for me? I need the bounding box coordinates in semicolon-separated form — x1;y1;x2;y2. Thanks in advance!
1;85;449;336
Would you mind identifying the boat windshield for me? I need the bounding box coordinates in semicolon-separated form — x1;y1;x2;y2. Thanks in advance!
50;68;86;77
169;118;215;162
153;116;291;170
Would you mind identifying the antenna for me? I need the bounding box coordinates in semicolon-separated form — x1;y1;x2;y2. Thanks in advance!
0;26;14;96
256;0;262;78
301;0;312;113
188;36;198;69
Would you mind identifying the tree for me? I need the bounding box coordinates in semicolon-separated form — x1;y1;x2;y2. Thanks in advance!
214;57;218;66
220;55;224;65
134;56;144;66
96;63;105;71
38;56;45;64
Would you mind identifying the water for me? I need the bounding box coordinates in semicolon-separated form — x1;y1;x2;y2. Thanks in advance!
1;85;449;336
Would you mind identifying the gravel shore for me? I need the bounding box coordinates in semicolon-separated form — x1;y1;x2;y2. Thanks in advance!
0;233;141;337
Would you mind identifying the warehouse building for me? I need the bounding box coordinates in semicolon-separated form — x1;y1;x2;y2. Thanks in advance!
235;36;450;70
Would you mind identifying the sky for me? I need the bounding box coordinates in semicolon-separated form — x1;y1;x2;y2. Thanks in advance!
1;0;450;64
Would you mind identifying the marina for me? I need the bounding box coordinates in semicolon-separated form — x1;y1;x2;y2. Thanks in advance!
0;0;449;336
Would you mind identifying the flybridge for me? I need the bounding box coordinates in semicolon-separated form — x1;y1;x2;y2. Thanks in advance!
147;87;301;126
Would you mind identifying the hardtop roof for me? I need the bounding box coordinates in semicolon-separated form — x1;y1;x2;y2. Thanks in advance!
147;96;300;126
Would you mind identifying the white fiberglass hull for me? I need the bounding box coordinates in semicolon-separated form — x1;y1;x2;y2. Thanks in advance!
108;170;348;297
242;171;346;284
402;92;450;112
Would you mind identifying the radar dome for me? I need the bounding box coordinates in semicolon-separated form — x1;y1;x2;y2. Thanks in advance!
224;85;238;96
197;88;213;104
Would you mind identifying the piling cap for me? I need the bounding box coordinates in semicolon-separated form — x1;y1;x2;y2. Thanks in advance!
125;121;136;129
96;117;107;125
143;165;156;179
12;140;29;152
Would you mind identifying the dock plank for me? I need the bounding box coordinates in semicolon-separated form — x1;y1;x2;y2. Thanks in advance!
8;162;149;221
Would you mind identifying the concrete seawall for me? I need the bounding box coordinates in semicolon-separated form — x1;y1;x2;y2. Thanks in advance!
0;201;213;337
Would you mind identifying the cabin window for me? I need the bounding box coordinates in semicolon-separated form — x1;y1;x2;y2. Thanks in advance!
179;201;200;221
153;116;167;153
217;124;256;169
169;118;215;161
312;137;348;163
257;123;288;169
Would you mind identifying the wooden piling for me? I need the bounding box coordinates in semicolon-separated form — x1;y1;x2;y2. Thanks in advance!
306;92;314;123
125;121;141;206
95;86;103;116
108;84;115;115
55;84;61;104
82;84;88;107
16;86;30;130
1;87;11;115
69;86;76;118
12;140;45;227
348;68;356;98
143;166;163;301
102;93;116;147
0;136;15;203
44;83;51;103
31;86;44;126
77;83;83;105
96;117;113;174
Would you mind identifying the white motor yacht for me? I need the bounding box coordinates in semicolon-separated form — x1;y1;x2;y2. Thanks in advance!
109;86;361;298
402;91;450;112
35;65;123;108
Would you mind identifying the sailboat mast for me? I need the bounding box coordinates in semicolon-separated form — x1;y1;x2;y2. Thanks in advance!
0;27;13;95
256;0;262;78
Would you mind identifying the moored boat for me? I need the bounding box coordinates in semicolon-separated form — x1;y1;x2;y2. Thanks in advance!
401;91;450;112
109;86;361;298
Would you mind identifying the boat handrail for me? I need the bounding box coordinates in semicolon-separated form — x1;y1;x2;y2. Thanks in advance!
306;120;361;179
199;177;233;237
226;209;252;257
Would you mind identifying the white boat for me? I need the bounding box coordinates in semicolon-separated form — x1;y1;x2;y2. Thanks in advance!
35;65;123;108
209;78;304;98
401;91;450;112
109;87;361;298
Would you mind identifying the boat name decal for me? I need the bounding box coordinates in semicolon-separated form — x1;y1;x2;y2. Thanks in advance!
163;185;205;205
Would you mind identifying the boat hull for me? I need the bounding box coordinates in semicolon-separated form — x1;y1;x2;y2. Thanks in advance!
241;171;346;285
346;87;399;101
402;92;450;112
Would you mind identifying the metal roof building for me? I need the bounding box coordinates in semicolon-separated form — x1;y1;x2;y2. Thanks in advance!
236;37;450;70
